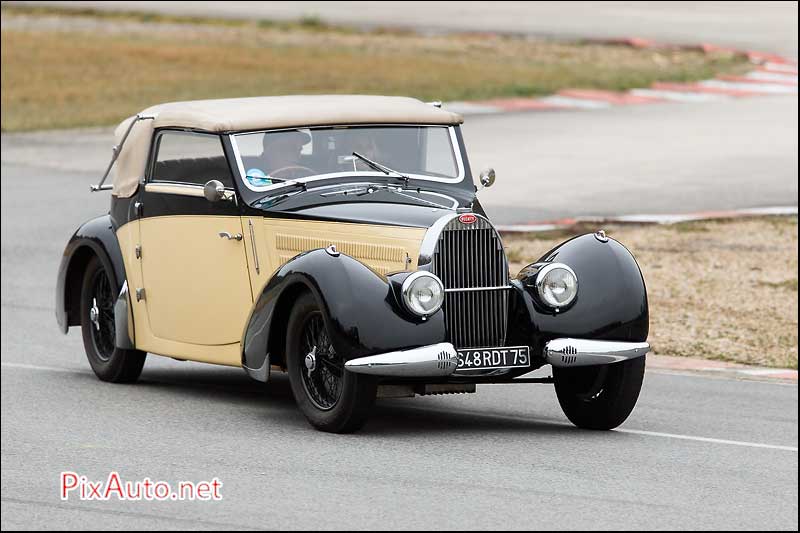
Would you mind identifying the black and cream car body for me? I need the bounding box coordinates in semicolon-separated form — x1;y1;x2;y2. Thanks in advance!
57;95;650;433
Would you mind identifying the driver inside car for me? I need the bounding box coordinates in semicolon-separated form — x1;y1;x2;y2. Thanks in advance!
246;129;313;186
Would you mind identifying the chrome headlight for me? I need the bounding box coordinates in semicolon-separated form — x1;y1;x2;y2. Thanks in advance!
535;263;578;309
401;272;444;317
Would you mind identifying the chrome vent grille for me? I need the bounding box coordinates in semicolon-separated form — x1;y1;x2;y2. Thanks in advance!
429;215;510;349
437;350;456;370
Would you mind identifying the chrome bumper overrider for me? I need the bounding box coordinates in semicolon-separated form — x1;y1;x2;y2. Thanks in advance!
544;338;650;368
344;343;459;377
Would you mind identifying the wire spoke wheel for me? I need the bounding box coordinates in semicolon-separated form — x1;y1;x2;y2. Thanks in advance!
299;312;343;411
88;268;115;362
286;291;377;432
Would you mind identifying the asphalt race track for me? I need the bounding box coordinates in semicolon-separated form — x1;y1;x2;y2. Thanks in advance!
2;1;798;530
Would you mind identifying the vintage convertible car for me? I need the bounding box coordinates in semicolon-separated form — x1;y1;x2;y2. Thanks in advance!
56;95;649;433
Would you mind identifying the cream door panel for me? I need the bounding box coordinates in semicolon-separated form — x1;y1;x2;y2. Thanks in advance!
139;215;253;346
242;217;427;294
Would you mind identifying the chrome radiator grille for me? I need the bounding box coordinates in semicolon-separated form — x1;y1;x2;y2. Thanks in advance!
429;215;510;348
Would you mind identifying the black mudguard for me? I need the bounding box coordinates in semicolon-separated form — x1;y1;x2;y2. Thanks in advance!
55;215;127;334
508;233;649;365
242;249;445;380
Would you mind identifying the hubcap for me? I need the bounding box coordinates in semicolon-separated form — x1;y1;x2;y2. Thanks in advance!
305;346;317;377
89;298;100;331
88;268;115;362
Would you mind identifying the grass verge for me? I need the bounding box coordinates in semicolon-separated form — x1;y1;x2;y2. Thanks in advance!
503;217;799;369
1;5;749;131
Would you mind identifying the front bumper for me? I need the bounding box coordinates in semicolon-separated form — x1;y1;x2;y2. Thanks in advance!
544;338;650;368
344;343;459;377
345;338;650;377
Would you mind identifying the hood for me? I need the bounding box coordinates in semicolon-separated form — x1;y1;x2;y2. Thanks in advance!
276;201;457;228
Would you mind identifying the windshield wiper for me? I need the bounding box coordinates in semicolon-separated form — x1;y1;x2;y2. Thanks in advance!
351;152;410;185
252;180;307;206
321;183;454;210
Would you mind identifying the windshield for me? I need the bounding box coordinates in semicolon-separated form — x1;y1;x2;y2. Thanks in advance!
232;125;462;191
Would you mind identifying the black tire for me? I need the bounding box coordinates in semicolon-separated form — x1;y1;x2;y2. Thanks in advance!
80;256;146;383
553;355;646;430
286;292;377;433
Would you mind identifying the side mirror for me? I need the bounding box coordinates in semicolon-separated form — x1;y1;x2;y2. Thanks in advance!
479;168;496;189
204;180;225;202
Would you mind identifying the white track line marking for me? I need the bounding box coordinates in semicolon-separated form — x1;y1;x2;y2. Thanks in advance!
1;361;88;374
735;206;799;216
629;88;728;102
537;95;612;109
763;62;798;74
740;368;798;376
764;63;797;76
700;80;798;94
442;102;503;114
396;405;797;452
746;71;799;83
617;428;798;452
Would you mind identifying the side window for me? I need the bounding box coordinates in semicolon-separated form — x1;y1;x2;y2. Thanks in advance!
152;131;233;188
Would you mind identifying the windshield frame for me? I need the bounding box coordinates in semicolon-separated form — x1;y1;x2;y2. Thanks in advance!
228;124;466;194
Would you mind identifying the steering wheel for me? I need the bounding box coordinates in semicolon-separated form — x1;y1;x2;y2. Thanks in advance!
269;165;317;180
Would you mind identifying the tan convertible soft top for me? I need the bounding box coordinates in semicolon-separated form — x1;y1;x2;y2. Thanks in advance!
111;95;463;197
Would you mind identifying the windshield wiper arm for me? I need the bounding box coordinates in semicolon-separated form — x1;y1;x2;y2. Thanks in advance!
252;180;307;204
322;183;454;210
351;152;409;184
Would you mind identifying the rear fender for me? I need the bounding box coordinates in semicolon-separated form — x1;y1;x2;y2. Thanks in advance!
56;215;128;336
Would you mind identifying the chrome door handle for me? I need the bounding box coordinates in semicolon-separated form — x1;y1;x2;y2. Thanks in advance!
218;232;243;241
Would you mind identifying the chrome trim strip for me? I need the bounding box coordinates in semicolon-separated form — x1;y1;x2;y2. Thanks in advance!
444;285;512;293
345;342;458;377
544;338;650;368
247;218;260;275
229;132;247;188
418;212;460;267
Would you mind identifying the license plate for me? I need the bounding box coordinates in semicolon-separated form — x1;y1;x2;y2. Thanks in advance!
455;346;531;372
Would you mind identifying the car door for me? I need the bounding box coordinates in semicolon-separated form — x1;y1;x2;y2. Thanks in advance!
137;130;253;348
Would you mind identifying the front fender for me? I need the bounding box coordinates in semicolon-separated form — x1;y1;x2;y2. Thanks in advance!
56;215;126;333
508;234;649;361
241;249;445;380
